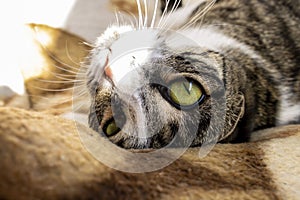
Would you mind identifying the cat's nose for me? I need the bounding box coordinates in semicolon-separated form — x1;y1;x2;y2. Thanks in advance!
104;65;114;82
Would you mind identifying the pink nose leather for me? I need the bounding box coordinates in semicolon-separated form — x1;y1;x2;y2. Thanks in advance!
104;65;113;81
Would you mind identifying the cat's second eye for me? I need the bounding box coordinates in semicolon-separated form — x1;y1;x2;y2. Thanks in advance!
166;79;205;110
103;119;120;137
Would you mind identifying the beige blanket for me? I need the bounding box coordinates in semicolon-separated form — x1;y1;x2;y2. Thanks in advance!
0;20;299;200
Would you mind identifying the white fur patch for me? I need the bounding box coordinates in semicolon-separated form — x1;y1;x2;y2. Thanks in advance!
89;25;135;84
277;86;300;125
165;26;265;81
91;26;161;89
109;29;159;85
278;104;300;124
168;27;260;59
95;25;134;47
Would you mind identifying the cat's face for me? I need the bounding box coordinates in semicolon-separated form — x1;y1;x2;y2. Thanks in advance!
86;25;245;148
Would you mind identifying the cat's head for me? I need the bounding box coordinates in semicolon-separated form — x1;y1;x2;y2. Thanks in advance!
85;25;246;149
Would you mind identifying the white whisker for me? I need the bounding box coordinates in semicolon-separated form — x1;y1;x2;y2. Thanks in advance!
121;11;135;28
50;62;85;75
151;0;159;28
115;11;120;26
65;41;83;67
82;41;95;48
128;17;136;28
37;69;85;83
37;38;85;72
49;72;83;80
30;84;84;92
35;78;85;84
121;12;129;26
158;0;170;28
169;0;181;16
27;94;54;101
159;0;193;32
136;0;144;29
143;0;148;28
36;67;86;84
74;90;89;98
159;0;182;30
127;12;139;29
73;101;89;110
180;0;216;31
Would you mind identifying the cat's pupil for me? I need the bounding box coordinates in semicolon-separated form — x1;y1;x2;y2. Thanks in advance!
104;119;120;137
167;79;205;109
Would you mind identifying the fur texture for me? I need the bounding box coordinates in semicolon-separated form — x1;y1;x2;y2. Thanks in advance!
0;1;299;198
86;0;300;148
0;107;299;199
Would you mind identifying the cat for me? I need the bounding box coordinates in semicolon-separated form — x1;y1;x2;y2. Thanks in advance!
83;0;300;149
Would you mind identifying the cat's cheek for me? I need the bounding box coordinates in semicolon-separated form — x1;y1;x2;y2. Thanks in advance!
223;93;245;140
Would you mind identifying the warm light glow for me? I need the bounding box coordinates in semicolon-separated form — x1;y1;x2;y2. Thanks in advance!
20;27;47;80
20;0;77;27
0;0;76;95
35;30;52;47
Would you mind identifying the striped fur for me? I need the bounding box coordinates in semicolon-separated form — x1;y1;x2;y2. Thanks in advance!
86;0;300;148
0;3;299;198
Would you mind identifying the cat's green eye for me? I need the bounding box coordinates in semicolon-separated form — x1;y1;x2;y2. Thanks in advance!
104;119;120;137
168;79;204;108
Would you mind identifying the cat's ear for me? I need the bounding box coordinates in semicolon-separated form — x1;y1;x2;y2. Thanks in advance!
222;92;245;139
21;23;92;110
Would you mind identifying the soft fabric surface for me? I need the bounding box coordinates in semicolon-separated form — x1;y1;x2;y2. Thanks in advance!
0;1;299;199
0;107;299;199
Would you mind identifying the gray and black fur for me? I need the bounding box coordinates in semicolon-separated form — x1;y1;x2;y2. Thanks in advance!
86;0;300;148
195;0;300;141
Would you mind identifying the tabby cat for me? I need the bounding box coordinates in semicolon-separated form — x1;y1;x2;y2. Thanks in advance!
84;0;300;149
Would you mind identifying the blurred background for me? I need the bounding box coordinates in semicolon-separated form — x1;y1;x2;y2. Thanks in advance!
0;0;117;98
